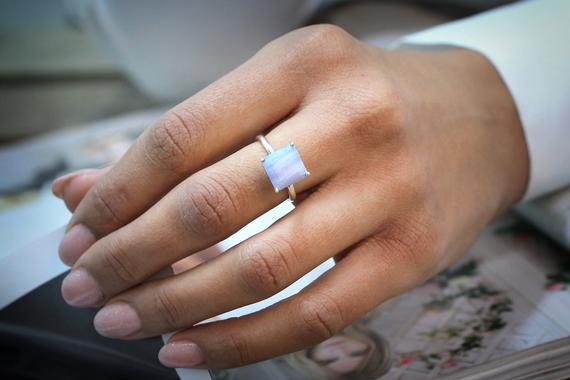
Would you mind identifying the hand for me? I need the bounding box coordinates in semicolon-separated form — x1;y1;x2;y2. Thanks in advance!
53;25;529;369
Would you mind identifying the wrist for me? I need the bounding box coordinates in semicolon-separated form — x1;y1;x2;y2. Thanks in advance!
384;47;530;217
452;48;530;211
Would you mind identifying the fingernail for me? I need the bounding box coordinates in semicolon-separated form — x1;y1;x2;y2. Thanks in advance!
52;168;100;198
59;224;96;266
159;341;205;368
61;268;103;307
52;171;80;198
94;302;142;338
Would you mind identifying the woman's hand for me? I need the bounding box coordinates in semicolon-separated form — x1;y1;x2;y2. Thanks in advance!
52;25;529;369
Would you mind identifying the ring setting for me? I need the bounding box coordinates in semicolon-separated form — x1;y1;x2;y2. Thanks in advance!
256;135;310;202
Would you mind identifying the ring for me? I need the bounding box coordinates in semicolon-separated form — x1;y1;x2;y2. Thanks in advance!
256;135;310;202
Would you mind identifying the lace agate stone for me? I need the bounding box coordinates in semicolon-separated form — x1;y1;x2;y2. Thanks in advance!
262;143;309;191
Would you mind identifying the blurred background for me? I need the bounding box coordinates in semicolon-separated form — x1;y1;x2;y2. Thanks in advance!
0;0;154;143
0;0;509;143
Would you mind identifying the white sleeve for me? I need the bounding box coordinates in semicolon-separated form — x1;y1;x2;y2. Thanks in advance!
398;0;570;201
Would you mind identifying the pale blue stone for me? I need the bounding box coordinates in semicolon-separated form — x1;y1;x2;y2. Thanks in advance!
262;144;308;191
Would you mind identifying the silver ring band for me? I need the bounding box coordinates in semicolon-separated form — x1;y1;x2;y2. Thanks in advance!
257;135;274;154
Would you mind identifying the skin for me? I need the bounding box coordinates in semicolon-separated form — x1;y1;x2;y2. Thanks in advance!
51;25;529;369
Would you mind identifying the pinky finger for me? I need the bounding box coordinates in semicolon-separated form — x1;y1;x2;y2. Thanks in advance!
52;167;111;212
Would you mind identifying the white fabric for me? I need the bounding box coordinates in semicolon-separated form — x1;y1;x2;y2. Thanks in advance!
399;0;570;201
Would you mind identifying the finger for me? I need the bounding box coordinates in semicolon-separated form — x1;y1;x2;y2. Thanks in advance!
92;180;391;339
55;168;111;267
53;168;110;212
158;230;430;369
61;107;342;306
63;42;310;257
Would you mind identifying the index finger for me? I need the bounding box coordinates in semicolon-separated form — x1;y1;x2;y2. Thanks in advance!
61;43;308;264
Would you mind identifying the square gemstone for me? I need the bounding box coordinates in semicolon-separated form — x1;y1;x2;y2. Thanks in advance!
262;144;308;191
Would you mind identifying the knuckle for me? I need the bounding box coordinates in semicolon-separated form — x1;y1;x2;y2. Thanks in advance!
282;24;357;74
102;238;140;285
226;333;252;366
238;237;296;297
297;293;345;342
340;82;405;144
89;180;125;227
375;88;405;141
381;214;440;274
154;288;184;330
388;153;429;205
144;109;206;173
179;174;242;237
300;24;353;50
